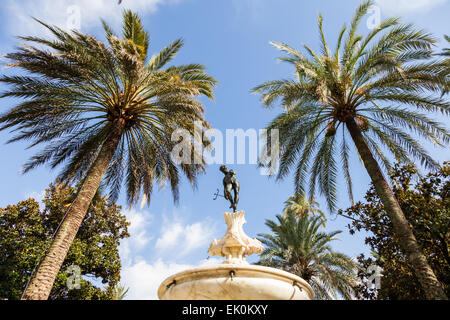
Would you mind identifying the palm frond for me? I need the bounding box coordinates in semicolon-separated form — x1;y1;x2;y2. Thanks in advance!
147;39;184;71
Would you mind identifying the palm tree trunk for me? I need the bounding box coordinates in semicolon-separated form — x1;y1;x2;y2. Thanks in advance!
21;123;123;300
346;118;447;300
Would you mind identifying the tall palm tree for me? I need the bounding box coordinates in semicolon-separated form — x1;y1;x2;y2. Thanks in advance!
252;0;448;299
257;212;358;299
282;193;326;220
0;11;216;300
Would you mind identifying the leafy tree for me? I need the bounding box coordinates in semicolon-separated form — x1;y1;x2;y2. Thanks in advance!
0;183;130;300
282;193;326;220
341;163;449;299
257;211;358;300
0;10;216;299
252;0;448;299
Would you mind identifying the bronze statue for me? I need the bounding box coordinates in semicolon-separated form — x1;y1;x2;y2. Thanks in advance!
219;165;239;212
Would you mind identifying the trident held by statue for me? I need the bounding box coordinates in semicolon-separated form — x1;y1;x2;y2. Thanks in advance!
213;188;224;200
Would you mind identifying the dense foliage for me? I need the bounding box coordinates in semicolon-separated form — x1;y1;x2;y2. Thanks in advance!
0;183;130;300
341;163;449;299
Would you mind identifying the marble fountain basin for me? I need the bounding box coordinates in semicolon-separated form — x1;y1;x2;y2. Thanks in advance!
158;211;315;300
158;263;314;300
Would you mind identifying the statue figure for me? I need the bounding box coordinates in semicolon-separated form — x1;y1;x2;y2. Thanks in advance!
219;165;239;212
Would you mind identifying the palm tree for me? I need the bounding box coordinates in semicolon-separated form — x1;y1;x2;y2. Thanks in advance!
111;284;129;300
439;35;450;58
257;212;358;299
252;0;448;299
282;193;326;220
0;11;216;299
438;35;449;94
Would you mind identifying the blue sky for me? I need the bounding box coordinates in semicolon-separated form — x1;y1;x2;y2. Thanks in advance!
0;0;449;299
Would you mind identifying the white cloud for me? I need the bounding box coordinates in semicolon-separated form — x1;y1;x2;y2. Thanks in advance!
121;257;222;299
119;208;153;261
118;208;221;299
155;218;216;257
155;222;184;249
376;0;447;15
2;0;181;37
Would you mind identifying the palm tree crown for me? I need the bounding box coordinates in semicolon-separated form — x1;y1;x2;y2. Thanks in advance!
252;0;449;211
0;10;217;205
282;193;326;220
257;211;358;300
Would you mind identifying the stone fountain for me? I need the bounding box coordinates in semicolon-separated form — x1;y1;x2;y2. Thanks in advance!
157;210;314;300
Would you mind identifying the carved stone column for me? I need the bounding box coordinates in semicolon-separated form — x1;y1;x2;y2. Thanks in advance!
208;210;263;265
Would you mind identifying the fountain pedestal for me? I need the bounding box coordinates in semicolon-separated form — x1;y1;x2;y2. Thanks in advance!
157;210;314;300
